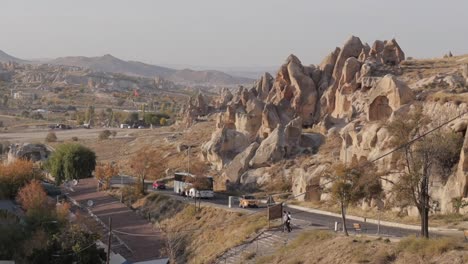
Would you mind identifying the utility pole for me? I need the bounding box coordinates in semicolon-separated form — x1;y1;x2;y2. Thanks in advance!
377;208;381;235
187;146;191;175
106;217;112;264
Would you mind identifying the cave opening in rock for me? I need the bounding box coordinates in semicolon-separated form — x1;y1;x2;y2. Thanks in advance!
369;96;392;121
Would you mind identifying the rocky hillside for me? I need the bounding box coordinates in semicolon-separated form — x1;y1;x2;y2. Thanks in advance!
0;50;29;64
180;36;468;216
49;54;254;86
0;61;177;92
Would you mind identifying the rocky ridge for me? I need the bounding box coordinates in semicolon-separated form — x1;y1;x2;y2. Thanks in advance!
184;36;468;215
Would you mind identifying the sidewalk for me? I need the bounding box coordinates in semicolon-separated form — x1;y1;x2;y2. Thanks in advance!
65;178;166;262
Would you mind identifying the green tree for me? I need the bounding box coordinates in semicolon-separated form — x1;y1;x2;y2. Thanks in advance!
46;143;96;185
144;113;160;126
160;117;167;126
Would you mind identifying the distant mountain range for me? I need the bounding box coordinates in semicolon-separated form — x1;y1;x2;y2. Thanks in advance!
0;50;255;86
0;50;30;64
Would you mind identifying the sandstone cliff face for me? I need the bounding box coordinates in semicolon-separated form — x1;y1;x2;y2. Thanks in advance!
186;36;467;215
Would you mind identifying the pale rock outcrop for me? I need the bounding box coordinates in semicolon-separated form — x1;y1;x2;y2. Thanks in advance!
284;117;303;155
258;103;282;139
255;72;274;101
318;47;340;94
369;40;385;62
7;143;51;164
235;97;264;140
249;125;286;168
332;57;362;118
367;75;414;122
411;73;466;90
322;36;364;115
463;64;468;82
300;133;325;151
268;55;319;126
214;87;234;109
195;92;208;116
381;39;405;65
340;121;394;170
223;142;260;183
201;127;249;170
293;163;330;201
433;129;468;213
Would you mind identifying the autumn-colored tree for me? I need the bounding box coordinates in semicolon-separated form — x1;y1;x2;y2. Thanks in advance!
130;147;167;194
95;162;119;190
55;202;71;223
387;107;463;238
0;159;42;198
16;180;50;218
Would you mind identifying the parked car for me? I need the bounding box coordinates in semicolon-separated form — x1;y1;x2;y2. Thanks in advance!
239;195;259;208
152;181;166;190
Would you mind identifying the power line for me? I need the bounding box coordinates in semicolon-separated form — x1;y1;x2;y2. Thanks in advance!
272;110;468;210
95;110;468;239
369;110;468;164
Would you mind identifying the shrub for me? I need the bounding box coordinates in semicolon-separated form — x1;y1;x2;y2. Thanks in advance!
46;143;96;184
71;136;79;141
16;180;50;217
0;160;42;199
45;132;57;142
21;111;30;118
98;130;111;140
30;112;44;120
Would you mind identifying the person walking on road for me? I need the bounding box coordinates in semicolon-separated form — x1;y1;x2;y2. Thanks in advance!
282;210;289;232
283;211;292;232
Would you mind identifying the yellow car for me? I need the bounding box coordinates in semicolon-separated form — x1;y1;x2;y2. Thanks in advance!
239;195;259;208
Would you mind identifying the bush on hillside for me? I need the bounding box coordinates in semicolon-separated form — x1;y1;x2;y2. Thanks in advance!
45;132;57;142
98;130;111;140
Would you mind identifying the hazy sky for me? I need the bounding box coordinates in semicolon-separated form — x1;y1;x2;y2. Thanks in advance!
1;0;467;69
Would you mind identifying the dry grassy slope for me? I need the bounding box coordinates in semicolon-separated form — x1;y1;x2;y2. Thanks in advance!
77;121;216;178
257;230;468;264
133;193;267;264
400;54;468;85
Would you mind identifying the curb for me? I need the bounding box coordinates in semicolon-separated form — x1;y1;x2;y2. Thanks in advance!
285;204;459;232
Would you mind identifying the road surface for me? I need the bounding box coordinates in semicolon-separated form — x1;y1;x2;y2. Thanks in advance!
110;176;433;238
